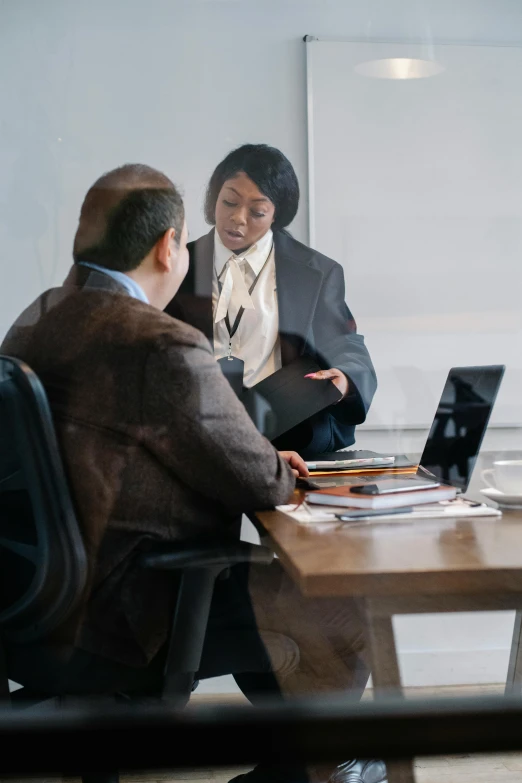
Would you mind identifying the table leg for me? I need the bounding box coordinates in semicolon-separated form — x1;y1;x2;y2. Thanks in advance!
506;610;522;695
365;611;403;695
365;600;415;783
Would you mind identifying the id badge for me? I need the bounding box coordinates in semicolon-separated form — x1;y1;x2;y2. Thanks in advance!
218;356;245;397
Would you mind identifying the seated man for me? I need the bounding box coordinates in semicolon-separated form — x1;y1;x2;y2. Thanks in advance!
1;164;378;783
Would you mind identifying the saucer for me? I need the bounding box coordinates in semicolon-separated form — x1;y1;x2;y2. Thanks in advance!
481;488;522;509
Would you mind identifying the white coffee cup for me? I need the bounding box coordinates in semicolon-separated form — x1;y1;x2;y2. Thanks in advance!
482;460;522;495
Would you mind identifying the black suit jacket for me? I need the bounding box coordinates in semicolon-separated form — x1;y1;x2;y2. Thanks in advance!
165;229;377;457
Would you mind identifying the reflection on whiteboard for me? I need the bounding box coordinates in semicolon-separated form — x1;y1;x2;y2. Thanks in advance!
307;40;522;429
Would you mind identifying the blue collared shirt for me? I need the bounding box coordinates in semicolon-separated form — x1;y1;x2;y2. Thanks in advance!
77;262;149;304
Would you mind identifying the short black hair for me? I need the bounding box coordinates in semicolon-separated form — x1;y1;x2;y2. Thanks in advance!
204;144;300;231
73;163;184;272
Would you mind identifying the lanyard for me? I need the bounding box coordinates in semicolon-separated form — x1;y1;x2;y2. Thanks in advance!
217;241;274;342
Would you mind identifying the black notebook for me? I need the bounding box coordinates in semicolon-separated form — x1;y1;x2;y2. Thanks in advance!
242;356;342;439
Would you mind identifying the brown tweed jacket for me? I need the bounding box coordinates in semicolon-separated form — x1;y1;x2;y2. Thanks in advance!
1;266;295;666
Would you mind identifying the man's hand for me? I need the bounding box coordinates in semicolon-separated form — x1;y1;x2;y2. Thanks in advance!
305;368;349;398
278;451;309;477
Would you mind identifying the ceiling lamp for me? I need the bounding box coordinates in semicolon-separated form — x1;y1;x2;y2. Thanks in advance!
355;57;444;80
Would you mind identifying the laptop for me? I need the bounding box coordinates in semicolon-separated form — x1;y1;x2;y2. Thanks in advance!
306;365;505;492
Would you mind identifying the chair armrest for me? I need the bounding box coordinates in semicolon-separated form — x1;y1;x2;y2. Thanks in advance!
139;540;274;571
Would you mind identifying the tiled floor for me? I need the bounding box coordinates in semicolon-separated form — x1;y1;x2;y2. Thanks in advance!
123;762;522;783
145;756;522;782
415;753;522;783
3;686;522;782
7;756;522;783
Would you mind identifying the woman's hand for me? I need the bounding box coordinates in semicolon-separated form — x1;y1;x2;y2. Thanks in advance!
278;451;309;477
305;368;349;398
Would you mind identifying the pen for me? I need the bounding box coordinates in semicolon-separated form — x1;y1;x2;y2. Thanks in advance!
335;506;414;522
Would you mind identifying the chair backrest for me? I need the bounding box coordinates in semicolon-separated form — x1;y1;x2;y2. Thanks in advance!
0;356;88;643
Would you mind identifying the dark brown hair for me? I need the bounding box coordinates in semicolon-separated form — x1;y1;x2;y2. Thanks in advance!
73;163;184;272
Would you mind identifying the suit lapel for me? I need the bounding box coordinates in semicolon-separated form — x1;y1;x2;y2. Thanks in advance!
178;229;324;361
178;230;215;343
274;232;323;365
192;229;215;299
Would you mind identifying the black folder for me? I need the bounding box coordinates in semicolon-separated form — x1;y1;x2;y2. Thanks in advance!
242;356;342;439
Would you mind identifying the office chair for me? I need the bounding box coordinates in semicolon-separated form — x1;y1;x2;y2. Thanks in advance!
0;355;274;783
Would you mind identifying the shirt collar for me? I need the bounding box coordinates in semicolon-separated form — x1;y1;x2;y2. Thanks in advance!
214;228;274;278
77;262;149;304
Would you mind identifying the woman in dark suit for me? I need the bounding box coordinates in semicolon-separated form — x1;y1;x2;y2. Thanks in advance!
165;144;377;457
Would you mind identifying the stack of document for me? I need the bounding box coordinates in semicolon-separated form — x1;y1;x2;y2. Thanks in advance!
277;498;501;526
305;483;457;509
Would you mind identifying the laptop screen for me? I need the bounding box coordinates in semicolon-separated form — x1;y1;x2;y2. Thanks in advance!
419;365;505;492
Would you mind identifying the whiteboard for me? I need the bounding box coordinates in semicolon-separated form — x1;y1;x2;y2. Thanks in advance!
307;40;522;429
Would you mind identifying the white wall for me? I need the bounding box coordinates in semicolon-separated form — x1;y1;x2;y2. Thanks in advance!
3;0;522;338
2;0;522;691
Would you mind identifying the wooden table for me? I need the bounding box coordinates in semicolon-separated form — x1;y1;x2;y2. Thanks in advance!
256;501;522;783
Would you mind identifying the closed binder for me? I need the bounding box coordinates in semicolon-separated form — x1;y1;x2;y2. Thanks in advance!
242;356;342;439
